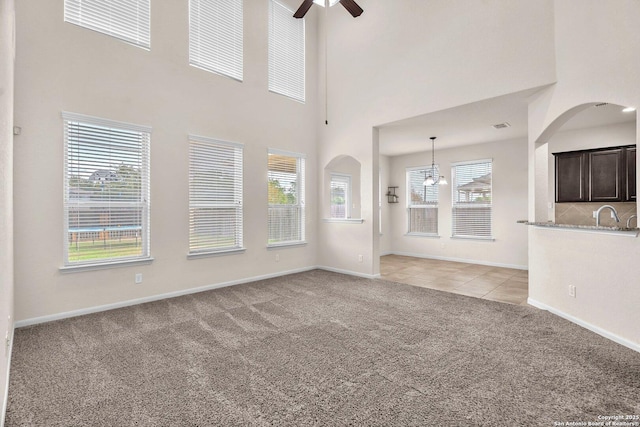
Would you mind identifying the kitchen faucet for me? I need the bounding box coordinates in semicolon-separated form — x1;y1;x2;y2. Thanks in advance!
593;205;621;227
627;214;637;228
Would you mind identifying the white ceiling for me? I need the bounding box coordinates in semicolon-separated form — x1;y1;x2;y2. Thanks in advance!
378;90;636;157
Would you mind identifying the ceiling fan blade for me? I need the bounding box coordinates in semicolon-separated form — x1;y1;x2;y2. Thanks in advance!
339;0;363;17
293;0;314;18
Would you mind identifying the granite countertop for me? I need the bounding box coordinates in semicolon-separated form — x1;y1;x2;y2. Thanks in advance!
517;220;639;234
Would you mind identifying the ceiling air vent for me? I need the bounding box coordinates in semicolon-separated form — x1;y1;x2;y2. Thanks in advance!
492;122;511;129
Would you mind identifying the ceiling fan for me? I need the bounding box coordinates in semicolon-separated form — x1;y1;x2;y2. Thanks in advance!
294;0;364;19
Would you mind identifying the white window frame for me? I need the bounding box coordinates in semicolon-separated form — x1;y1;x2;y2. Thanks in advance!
330;173;351;219
406;166;439;236
188;135;244;257
64;0;151;49
267;149;306;247
62;112;151;269
451;159;493;240
268;0;305;103
189;0;244;81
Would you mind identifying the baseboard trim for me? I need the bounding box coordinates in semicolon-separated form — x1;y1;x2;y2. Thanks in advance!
14;266;317;328
388;251;528;271
528;298;640;353
317;265;380;279
1;322;14;427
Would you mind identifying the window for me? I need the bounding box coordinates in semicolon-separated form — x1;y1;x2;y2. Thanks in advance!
64;0;151;49
268;150;305;246
189;135;243;255
330;173;351;219
189;0;243;81
451;159;493;239
63;112;150;266
268;0;305;102
407;167;439;235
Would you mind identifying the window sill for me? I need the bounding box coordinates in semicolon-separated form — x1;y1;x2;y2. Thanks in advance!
267;241;307;250
451;236;495;241
322;218;364;224
187;248;246;259
60;257;154;273
405;233;440;238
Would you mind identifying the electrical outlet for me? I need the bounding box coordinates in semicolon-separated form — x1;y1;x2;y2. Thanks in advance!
358;254;363;263
275;254;280;262
135;273;143;284
569;285;576;298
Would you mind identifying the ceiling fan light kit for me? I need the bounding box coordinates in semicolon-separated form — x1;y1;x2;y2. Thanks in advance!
294;0;363;18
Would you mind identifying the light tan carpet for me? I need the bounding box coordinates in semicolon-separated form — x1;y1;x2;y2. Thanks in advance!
6;270;640;426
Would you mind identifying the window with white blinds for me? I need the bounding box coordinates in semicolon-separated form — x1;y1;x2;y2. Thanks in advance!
451;160;493;239
330;173;351;219
189;136;243;255
407;167;439;235
189;0;243;81
64;0;151;49
268;150;305;246
268;0;305;103
63;112;150;266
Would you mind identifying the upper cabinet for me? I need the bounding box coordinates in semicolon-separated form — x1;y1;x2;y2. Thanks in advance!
588;148;623;202
554;146;636;203
555;151;587;202
626;147;636;202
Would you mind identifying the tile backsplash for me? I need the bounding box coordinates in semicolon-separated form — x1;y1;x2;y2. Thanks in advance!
555;202;637;227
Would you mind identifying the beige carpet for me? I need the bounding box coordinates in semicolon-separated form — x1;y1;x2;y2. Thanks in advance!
6;270;640;426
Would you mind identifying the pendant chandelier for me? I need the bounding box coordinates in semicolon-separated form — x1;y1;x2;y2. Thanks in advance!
423;137;448;186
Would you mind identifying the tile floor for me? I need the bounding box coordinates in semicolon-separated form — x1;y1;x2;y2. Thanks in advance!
380;255;529;305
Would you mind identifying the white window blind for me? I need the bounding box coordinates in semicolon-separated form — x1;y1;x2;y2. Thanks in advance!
268;0;305;103
330;173;351;219
64;0;151;49
189;0;243;81
407;167;439;235
63;112;150;266
189;136;243;254
268;150;305;246
451;160;493;239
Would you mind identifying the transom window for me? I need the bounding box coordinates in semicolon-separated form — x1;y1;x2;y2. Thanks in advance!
63;112;151;266
189;0;244;81
407;166;439;235
268;0;305;102
451;159;493;239
64;0;151;49
189;135;244;255
268;150;305;246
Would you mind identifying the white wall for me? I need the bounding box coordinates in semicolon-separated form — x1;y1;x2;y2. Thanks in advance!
528;0;640;348
13;0;319;322
379;154;391;255
387;138;529;269
317;0;556;276
0;0;14;420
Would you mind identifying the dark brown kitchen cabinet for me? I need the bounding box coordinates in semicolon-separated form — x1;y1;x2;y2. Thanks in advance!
588;148;623;202
554;145;636;203
555;152;587;202
627;147;636;201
